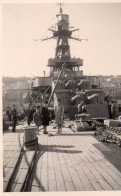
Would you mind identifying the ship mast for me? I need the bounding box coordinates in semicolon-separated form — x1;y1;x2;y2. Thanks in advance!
40;4;87;73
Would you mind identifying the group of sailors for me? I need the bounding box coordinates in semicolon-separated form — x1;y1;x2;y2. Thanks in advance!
6;99;64;135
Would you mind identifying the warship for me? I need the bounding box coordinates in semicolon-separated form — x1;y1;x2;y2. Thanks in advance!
3;5;121;192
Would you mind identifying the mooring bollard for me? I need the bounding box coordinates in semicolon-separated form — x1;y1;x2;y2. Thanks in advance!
23;126;38;150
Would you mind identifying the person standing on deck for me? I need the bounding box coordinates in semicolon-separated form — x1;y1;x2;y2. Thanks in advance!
41;101;49;134
111;101;117;119
55;99;64;134
33;106;42;135
6;107;12;123
11;105;18;132
25;105;33;126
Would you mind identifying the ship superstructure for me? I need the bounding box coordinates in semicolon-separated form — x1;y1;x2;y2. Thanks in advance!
31;5;109;119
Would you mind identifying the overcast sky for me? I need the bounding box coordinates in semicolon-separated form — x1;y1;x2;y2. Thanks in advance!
2;2;121;77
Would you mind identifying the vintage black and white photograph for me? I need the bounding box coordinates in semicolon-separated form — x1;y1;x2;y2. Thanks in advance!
2;0;121;193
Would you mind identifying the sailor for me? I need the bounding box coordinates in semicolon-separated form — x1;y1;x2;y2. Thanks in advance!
54;99;64;134
25;105;33;126
6;107;12;122
111;101;117;119
11;105;18;132
33;106;42;135
41;101;49;134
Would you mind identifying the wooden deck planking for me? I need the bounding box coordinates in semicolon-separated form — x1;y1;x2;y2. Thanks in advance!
3;134;22;152
69;134;113;190
15;151;35;183
47;134;57;191
79;136;118;190
78;135;104;162
22;152;32;169
75;136;95;163
12;183;23;192
3;133;23;192
31;185;40;192
39;134;49;191
62;129;119;191
4;171;14;183
3;150;12;158
93;161;117;190
79;134;121;190
95;161;121;190
4;157;20;167
3;151;20;182
73;134;113;190
104;160;121;179
4;152;20;168
51;133;67;191
58;132;85;191
32;138;43;186
3;151;15;166
31;133;48;192
80;161;106;191
31;135;45;192
49;133;61;190
3;126;121;192
66;134;103;191
12;151;35;192
14;152;30;183
86;162;113;190
55;133;76;191
3;181;8;192
32;136;44;186
62;132;95;191
86;139;121;189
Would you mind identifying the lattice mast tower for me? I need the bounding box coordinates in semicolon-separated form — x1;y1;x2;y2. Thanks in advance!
41;5;87;74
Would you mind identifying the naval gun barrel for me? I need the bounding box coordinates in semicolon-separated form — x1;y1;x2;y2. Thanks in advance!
87;93;98;101
77;101;84;108
71;94;80;102
77;80;84;87
65;80;71;87
77;101;86;113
